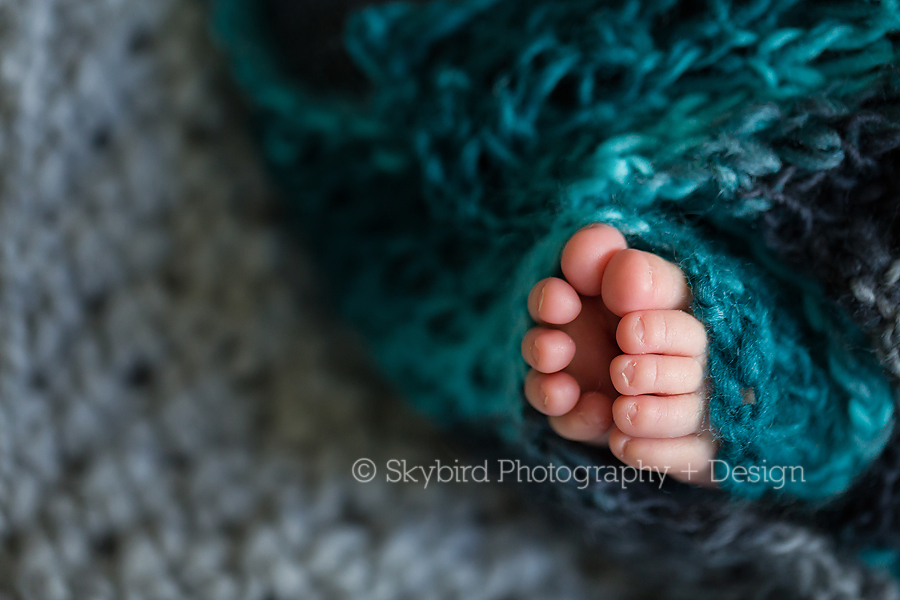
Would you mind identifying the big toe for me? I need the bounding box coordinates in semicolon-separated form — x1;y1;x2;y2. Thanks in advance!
560;224;628;297
601;249;692;317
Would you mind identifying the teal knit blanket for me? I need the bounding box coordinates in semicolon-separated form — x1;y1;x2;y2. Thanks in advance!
212;0;899;502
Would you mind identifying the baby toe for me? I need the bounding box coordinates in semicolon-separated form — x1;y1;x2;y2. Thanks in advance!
560;224;628;297
608;427;719;486
612;393;707;438
548;391;614;443
610;354;704;396
522;327;576;373
616;310;707;357
524;370;581;416
601;249;691;316
528;277;582;325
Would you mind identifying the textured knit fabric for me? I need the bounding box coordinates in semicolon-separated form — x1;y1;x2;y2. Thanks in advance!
212;0;898;504
10;0;900;598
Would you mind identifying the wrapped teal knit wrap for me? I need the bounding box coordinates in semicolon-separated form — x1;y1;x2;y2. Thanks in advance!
212;0;899;501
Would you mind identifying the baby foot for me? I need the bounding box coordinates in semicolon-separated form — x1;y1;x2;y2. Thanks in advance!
521;224;718;486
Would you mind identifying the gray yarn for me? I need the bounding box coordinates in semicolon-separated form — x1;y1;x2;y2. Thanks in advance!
853;263;900;379
0;1;632;598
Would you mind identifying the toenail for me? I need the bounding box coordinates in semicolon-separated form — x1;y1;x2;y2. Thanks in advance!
531;342;540;366
613;434;631;458
633;316;644;344
622;360;635;387
538;284;546;315
578;408;600;427
626;402;638;425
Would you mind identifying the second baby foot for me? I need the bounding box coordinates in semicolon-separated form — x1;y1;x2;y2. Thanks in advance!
521;224;718;486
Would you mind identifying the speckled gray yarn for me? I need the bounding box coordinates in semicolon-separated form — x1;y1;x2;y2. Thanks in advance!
0;0;636;597
728;90;900;549
738;93;900;381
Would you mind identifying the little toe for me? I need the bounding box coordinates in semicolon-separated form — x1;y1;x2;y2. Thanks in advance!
601;249;691;316
608;427;719;486
610;354;704;396
525;370;581;417
528;277;582;325
522;327;576;373
612;393;707;438
548;391;614;443
560;224;628;297
616;310;707;357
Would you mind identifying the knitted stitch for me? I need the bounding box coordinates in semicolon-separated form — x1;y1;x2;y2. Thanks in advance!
735;82;900;550
213;0;898;502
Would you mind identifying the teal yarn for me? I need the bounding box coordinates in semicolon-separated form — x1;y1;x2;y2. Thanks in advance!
211;0;900;502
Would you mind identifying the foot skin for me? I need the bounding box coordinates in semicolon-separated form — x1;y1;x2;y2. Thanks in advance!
521;224;718;486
